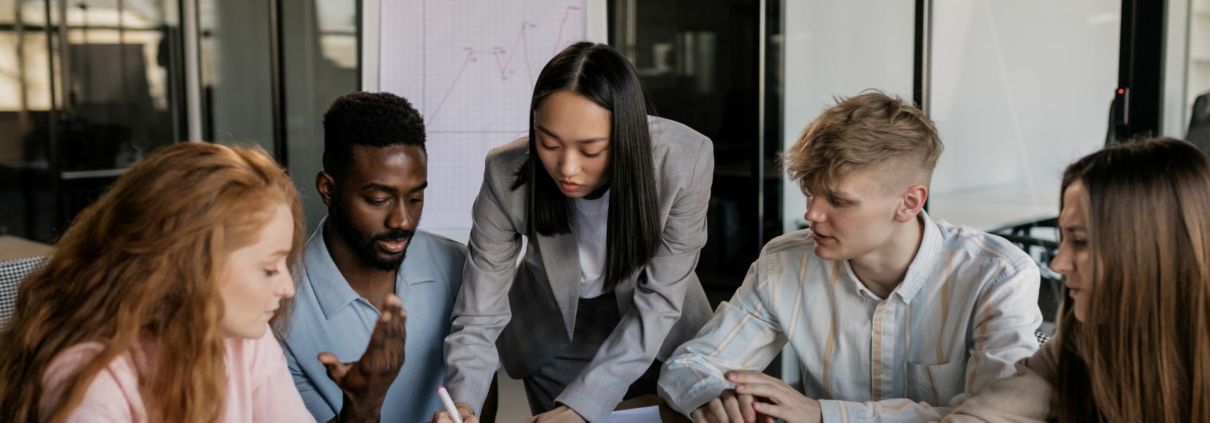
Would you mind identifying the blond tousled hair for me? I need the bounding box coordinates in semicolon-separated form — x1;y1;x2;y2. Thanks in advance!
0;142;304;423
783;91;943;195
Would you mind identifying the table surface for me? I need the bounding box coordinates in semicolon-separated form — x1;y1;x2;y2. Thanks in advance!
0;235;52;262
616;394;691;423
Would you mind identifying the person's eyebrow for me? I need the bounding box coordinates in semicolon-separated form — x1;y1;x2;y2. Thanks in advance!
265;249;290;261
408;181;429;194
536;125;608;144
362;183;399;196
819;188;852;200
1062;225;1087;234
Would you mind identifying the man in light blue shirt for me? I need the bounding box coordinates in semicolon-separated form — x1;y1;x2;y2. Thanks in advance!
279;92;469;423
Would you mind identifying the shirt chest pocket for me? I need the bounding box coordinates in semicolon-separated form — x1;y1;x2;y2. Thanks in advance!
908;360;967;406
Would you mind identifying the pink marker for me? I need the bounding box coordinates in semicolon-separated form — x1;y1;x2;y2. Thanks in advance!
437;386;464;423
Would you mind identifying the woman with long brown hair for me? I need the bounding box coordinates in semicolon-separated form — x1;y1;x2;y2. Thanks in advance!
945;137;1210;422
0;142;335;422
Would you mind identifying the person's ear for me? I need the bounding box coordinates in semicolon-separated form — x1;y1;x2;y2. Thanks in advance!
896;184;928;223
316;171;337;207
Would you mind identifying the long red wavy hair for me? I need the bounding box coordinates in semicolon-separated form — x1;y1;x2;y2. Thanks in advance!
0;142;304;423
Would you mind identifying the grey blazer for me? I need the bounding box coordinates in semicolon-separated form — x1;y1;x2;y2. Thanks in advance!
443;116;715;423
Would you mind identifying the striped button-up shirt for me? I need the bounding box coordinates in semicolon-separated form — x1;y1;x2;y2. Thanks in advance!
658;212;1042;423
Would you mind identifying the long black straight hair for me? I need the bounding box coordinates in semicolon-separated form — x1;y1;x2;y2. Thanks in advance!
511;42;661;294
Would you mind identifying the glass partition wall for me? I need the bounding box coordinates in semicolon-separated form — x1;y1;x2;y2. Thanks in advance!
926;0;1122;332
196;0;359;231
0;2;1193;337
610;0;783;303
0;0;184;242
0;0;357;243
1188;0;1210;136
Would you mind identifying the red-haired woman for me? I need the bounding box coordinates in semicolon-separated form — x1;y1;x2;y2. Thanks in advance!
0;142;403;423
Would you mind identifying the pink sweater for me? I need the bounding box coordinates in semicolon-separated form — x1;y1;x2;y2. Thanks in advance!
38;326;316;422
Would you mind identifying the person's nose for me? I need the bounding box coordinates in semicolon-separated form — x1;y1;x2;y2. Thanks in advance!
805;196;828;225
386;199;416;231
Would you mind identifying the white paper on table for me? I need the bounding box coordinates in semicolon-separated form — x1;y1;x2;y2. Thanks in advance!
603;405;662;423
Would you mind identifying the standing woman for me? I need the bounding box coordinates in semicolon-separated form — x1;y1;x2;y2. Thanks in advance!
944;138;1210;422
441;42;715;423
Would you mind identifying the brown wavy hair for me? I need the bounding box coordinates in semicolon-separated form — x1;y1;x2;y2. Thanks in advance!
0;142;305;423
1055;138;1210;422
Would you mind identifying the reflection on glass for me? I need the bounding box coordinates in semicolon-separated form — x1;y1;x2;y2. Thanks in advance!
778;0;915;235
612;0;775;300
0;0;182;243
0;0;44;240
1188;0;1210;130
283;0;359;231
927;0;1120;329
315;0;356;69
61;1;175;169
928;0;1119;232
198;0;274;150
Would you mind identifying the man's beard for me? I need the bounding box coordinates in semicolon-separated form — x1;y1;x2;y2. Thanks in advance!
329;199;415;272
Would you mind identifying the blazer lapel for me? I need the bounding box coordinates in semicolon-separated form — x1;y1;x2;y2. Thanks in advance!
537;230;581;340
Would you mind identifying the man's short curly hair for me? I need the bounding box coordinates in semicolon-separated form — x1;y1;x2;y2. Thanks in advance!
322;91;426;177
784;91;943;195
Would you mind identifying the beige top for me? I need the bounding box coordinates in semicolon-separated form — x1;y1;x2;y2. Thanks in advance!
941;335;1061;422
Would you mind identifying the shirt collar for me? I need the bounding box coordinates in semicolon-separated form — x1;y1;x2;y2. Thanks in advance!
841;210;941;304
303;217;441;319
893;210;941;303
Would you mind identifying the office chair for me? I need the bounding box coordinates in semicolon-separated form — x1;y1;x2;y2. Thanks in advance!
0;256;47;330
992;221;1062;335
1034;330;1051;345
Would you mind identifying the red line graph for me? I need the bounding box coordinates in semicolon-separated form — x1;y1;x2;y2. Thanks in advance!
428;5;582;124
551;6;579;55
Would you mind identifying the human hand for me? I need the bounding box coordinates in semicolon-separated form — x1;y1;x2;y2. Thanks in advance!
430;403;479;423
728;370;822;423
689;389;762;423
524;405;587;423
318;294;407;423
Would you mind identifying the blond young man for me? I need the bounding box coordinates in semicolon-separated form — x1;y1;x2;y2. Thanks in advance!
657;92;1043;423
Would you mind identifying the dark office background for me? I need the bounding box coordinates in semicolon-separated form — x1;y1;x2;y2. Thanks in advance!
1;0;1204;312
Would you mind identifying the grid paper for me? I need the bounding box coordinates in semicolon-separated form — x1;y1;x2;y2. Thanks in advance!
380;0;588;229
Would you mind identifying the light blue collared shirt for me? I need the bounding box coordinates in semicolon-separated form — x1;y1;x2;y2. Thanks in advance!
281;218;466;423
